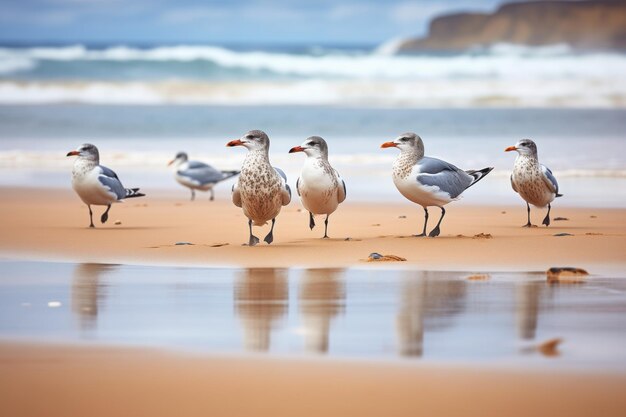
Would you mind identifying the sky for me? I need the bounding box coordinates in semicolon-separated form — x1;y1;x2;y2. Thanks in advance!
0;0;507;45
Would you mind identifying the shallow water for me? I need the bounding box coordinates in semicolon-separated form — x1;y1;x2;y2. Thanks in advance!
1;261;625;369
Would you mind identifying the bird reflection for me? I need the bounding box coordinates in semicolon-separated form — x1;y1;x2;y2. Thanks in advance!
71;263;113;334
234;268;288;352
299;268;345;353
515;281;542;340
396;271;467;357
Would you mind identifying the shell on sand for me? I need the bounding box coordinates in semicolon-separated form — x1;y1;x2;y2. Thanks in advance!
547;267;589;284
538;338;563;357
366;254;407;262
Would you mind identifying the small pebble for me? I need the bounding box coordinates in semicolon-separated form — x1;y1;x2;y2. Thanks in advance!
398;215;407;219
371;223;381;227
114;220;122;225
175;242;194;246
553;217;569;221
590;215;597;218
344;237;352;241
553;233;573;237
537;338;562;357
473;233;492;239
585;232;603;236
210;243;229;247
501;211;506;214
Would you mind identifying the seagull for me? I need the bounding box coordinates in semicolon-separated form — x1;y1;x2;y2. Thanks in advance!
168;151;239;201
381;132;493;237
67;143;145;228
226;130;291;246
505;139;562;227
289;136;346;238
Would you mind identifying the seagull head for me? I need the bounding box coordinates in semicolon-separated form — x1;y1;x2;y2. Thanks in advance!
289;136;329;159
66;143;99;162
381;132;424;155
505;139;538;157
168;151;188;167
226;130;269;152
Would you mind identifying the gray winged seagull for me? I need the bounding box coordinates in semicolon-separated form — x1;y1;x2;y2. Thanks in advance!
67;143;145;228
505;139;562;227
226;130;291;246
168;151;239;201
289;136;346;238
381;132;493;237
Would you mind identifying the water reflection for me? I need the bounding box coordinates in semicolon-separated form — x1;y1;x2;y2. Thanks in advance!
396;272;467;357
298;268;345;353
71;263;113;334
234;268;288;351
515;281;543;340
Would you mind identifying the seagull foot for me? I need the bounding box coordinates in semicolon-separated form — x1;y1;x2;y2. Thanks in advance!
542;216;550;227
89;224;95;228
522;223;533;228
101;212;108;224
322;235;329;239
413;233;426;237
428;227;440;238
248;235;260;246
309;212;315;230
263;232;274;245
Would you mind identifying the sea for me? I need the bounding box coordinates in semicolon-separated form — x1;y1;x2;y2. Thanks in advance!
0;42;625;206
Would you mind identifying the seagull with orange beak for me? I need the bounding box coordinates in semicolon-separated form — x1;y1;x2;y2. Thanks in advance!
226;130;291;246
505;139;562;227
289;136;346;238
67;143;145;228
168;151;239;201
381;132;493;237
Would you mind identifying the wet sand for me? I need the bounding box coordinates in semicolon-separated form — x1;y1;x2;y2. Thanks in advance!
0;187;624;271
1;341;626;417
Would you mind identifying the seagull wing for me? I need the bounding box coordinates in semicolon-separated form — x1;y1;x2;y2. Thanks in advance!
178;162;224;186
98;165;127;200
274;167;291;206
335;169;346;203
416;157;472;199
296;177;301;197
541;164;560;195
231;182;242;207
510;174;519;193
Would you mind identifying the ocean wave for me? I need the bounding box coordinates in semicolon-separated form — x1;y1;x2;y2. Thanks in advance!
1;44;626;80
0;79;624;107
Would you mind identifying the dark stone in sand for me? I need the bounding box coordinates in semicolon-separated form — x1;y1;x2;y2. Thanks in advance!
554;233;573;237
175;242;194;245
554;217;569;221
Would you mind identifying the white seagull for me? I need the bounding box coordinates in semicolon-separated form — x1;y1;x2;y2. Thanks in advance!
289;136;346;238
226;130;291;246
505;139;562;227
67;143;145;228
168;151;239;201
381;132;493;237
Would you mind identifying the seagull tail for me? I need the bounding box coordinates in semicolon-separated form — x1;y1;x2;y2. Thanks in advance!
556;193;563;198
124;188;146;199
221;170;240;181
465;167;494;188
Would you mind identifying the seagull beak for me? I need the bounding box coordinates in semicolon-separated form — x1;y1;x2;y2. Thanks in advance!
504;146;517;152
381;141;397;148
289;146;304;153
226;139;244;147
66;150;80;157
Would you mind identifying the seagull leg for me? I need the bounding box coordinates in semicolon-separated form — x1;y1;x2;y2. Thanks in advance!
248;219;260;246
88;205;95;228
209;189;215;201
414;207;428;237
264;218;276;244
190;189;195;201
101;204;111;224
309;212;315;230
523;202;532;227
428;207;445;237
323;215;330;239
542;204;551;227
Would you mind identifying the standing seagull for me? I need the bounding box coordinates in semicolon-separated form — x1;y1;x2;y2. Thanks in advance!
289;136;346;238
381;133;493;237
226;130;291;246
67;143;145;228
168;151;239;201
505;139;562;227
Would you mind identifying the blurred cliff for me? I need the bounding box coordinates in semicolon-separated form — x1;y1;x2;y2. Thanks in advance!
396;0;626;52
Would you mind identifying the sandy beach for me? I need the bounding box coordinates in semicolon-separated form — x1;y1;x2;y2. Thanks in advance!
0;186;624;271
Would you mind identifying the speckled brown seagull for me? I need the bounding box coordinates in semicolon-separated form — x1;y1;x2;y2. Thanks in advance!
67;143;145;228
505;139;562;227
289;136;346;238
381;132;493;237
227;130;291;246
